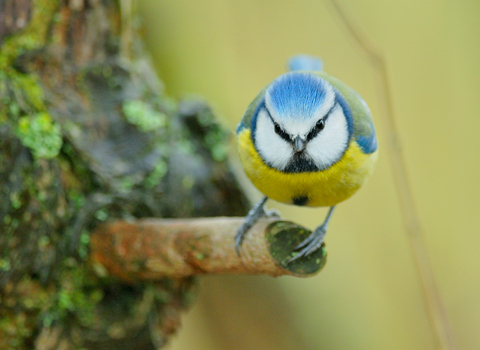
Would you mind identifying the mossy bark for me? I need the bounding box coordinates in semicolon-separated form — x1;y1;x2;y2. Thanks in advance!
0;0;248;348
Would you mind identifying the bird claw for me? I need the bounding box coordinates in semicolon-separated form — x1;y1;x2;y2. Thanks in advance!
235;220;254;255
286;225;326;264
265;208;280;217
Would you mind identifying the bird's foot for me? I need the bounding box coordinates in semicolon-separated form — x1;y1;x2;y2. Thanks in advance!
286;224;326;263
235;197;271;255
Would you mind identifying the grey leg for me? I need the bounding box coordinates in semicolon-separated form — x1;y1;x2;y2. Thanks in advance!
235;196;269;255
286;206;336;263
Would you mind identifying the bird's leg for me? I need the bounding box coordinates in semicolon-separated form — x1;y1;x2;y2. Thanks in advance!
287;206;336;263
235;196;276;255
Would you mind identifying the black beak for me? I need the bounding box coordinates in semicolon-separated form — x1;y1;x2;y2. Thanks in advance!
293;136;306;152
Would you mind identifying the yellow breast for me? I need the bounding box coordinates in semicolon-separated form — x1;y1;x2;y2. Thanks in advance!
237;129;378;207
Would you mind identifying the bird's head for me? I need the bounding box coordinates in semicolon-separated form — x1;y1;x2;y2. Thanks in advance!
252;72;352;172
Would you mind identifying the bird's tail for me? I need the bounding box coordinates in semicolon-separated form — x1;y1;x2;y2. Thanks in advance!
287;55;324;71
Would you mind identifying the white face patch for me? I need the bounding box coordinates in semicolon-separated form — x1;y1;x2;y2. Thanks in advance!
305;105;349;170
254;103;349;172
254;108;294;170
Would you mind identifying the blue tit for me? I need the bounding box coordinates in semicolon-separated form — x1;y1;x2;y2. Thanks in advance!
235;55;378;262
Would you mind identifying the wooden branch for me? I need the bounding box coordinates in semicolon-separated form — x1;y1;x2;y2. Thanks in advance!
90;217;327;280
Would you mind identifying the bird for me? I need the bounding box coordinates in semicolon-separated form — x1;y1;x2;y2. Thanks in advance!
235;55;378;263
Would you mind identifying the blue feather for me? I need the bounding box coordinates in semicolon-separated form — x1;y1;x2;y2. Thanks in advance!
236;120;246;134
267;73;327;122
249;98;266;141
335;91;377;154
335;91;354;140
356;124;378;154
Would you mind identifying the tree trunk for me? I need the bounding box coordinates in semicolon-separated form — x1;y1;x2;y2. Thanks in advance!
0;0;249;348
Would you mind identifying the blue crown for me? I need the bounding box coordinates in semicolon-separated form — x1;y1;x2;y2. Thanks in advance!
267;73;327;122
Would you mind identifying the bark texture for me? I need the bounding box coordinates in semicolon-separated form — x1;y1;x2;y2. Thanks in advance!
0;0;248;348
90;218;326;280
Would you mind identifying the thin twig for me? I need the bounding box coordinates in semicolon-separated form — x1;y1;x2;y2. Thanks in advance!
325;1;457;349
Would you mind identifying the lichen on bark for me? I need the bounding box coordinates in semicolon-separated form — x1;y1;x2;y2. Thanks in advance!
0;0;248;348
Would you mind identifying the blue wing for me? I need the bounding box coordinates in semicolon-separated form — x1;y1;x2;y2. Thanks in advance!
329;78;378;155
356;122;378;154
350;91;378;154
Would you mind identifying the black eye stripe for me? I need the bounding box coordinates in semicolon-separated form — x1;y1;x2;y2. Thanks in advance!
264;108;291;142
306;102;337;142
273;122;291;141
265;101;337;144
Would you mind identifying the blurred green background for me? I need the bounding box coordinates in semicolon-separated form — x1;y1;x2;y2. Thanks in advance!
137;1;480;349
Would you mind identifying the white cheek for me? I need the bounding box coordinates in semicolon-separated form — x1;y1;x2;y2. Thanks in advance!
305;107;349;169
254;109;293;170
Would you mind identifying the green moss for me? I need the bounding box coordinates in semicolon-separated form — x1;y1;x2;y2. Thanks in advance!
189;105;230;162
11;73;46;111
145;159;168;189
211;143;228;162
0;313;33;349
177;139;195;155
181;175;195;190
1;260;103;338
94;208;109;221
160;96;177;115
37;235;51;248
41;259;104;328
70;191;86;209
0;0;62;156
78;230;90;260
119;175;135;192
9;192;22;209
204;129;228;161
61;143;94;201
0;0;59;119
122;100;167;132
0;69;47;123
266;221;327;276
0;0;60;70
0;258;11;271
3;215;12;225
17;113;63;159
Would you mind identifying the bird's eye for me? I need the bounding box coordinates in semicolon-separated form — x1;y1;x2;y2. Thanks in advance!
273;122;291;142
316;119;325;131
